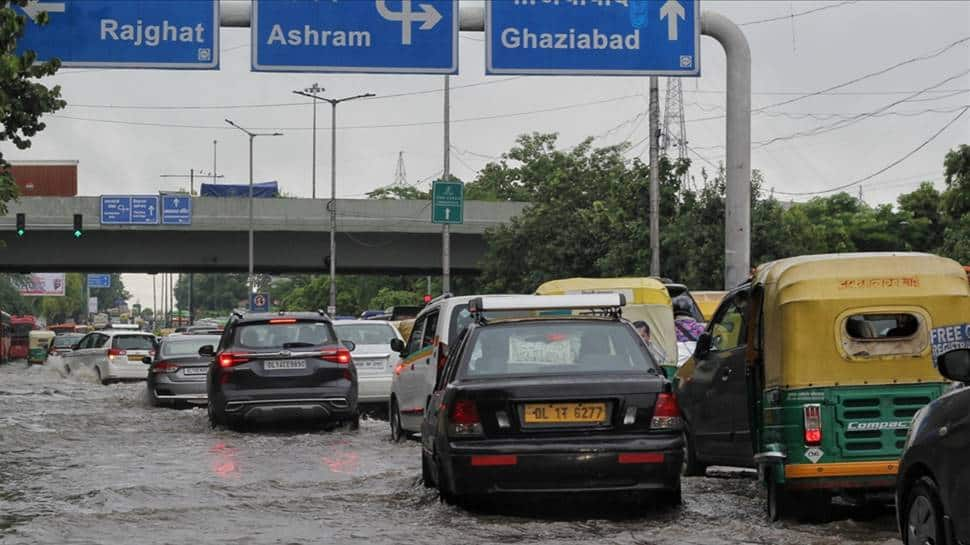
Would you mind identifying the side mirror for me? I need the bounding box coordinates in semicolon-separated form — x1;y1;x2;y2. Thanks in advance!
71;343;80;350
198;345;215;357
390;338;406;354
341;339;357;352
694;333;712;358
142;356;152;364
937;349;970;383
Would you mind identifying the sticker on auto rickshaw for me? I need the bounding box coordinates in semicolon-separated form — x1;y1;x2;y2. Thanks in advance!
930;323;970;361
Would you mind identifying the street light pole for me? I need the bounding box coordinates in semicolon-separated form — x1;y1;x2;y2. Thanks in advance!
292;83;324;199
225;119;283;309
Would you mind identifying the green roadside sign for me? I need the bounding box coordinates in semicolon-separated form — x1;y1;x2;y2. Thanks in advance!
432;180;464;224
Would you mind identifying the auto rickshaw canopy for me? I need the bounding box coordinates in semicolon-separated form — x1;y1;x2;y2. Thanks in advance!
754;253;970;389
535;277;677;367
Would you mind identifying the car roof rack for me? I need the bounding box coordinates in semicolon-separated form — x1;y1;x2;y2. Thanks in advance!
468;294;626;323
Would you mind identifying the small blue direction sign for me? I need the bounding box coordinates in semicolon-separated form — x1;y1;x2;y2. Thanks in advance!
486;0;700;76
15;1;219;69
161;195;192;225
251;293;271;313
100;195;159;225
86;274;111;289
252;0;458;74
130;196;159;225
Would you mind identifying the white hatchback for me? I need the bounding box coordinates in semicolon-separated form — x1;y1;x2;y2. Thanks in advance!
333;320;403;406
62;330;157;384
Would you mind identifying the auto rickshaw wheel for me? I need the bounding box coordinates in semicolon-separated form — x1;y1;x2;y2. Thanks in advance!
681;429;707;477
766;477;790;521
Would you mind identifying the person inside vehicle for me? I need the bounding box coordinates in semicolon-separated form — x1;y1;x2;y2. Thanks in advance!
634;320;667;365
673;297;706;342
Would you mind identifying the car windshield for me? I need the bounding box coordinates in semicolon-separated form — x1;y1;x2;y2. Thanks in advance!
334;323;397;345
52;335;82;348
233;321;335;350
461;321;655;378
161;336;220;358
113;335;155;351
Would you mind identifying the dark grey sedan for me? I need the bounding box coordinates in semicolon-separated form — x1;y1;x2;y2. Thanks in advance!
146;335;221;409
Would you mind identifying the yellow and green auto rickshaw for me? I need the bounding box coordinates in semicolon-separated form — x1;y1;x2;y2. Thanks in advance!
676;252;970;521
28;330;56;364
535;277;679;374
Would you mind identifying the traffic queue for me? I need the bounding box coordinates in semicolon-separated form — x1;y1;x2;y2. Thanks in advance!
18;251;970;545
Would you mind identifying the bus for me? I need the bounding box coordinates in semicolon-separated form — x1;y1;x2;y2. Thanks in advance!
0;311;11;364
9;315;39;360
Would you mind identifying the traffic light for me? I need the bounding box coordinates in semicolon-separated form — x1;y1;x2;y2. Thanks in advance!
16;213;25;237
72;214;83;238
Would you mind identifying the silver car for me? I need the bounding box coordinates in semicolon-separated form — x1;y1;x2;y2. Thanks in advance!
146;334;220;408
333;320;402;408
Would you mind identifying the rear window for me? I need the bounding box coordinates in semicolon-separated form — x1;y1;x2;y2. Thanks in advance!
161;336;220;358
461;321;654;378
846;314;919;339
53;335;82;348
232;321;335;350
840;311;929;359
334;323;397;345
113;335;155;351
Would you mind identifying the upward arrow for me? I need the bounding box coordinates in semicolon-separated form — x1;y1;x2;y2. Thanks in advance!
20;1;65;23
659;0;686;41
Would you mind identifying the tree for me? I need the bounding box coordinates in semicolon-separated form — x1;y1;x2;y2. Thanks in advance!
940;145;970;263
366;184;430;200
369;287;420;309
0;0;66;215
174;274;248;316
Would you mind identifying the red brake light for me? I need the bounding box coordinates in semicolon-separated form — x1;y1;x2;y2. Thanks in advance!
803;404;822;446
322;347;352;365
218;353;249;368
151;362;179;374
107;348;127;357
269;318;297;324
651;393;685;430
450;399;480;425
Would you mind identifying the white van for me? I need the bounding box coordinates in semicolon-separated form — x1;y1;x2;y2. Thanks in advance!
388;294;524;441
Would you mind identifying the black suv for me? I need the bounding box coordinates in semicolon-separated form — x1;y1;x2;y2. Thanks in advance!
202;311;359;430
896;346;970;545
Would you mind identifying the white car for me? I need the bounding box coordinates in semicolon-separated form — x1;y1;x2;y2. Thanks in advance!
62;330;157;384
332;320;403;407
389;294;525;441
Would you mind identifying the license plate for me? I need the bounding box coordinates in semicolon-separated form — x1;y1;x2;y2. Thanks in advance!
523;402;608;424
182;367;208;375
356;359;385;368
264;360;307;370
127;355;145;362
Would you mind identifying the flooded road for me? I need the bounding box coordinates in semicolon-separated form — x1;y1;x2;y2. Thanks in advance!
1;361;903;545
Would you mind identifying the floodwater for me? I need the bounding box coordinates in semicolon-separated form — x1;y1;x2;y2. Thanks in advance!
0;360;903;545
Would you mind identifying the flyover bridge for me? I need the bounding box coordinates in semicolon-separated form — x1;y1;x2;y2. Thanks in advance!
0;197;527;274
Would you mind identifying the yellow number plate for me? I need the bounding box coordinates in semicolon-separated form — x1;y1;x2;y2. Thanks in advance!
523;402;607;424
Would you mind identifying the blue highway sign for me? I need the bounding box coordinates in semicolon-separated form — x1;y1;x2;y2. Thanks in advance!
87;274;111;289
130;196;159;225
486;0;700;76
252;0;458;74
15;1;219;69
161;195;193;225
100;196;132;224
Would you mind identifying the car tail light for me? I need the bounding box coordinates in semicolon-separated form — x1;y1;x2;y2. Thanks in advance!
321;347;352;365
470;455;517;467
618;452;665;464
107;347;127;360
650;393;685;431
803;404;822;446
448;399;483;437
152;362;179;374
269;318;297;324
218;352;249;368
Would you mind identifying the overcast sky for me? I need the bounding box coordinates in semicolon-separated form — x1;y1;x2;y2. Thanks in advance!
7;0;969;308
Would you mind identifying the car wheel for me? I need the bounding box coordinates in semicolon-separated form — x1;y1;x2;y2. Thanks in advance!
208;397;226;428
342;412;361;432
421;450;436;488
905;478;945;545
390;399;405;442
766;477;790;522
147;386;161;407
682;428;707;477
96;368;108;386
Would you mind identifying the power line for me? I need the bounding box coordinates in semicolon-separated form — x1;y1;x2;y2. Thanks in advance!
739;1;858;27
773;105;969;196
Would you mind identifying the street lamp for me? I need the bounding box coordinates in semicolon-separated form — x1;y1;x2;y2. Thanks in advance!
224;119;283;308
296;92;374;316
292;83;325;199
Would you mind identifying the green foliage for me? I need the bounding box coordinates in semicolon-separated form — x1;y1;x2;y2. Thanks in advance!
0;0;66;215
0;273;29;313
369;287;420;309
174;273;248;316
366;184;430;200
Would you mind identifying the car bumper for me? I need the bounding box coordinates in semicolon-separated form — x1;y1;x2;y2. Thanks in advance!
151;376;208;404
220;386;357;423
357;374;392;404
440;434;683;496
105;364;148;381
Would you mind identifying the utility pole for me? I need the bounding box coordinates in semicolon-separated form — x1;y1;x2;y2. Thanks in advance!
152;274;157;331
442;75;451;294
212;140;218;184
649;76;661;277
292;83;324;199
225;119;283;308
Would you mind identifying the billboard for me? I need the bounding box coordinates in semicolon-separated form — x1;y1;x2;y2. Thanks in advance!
19;273;67;297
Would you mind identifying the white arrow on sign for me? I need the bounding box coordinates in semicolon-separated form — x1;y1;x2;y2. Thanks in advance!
21;0;65;23
376;0;443;46
659;0;686;41
444;208;450;221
